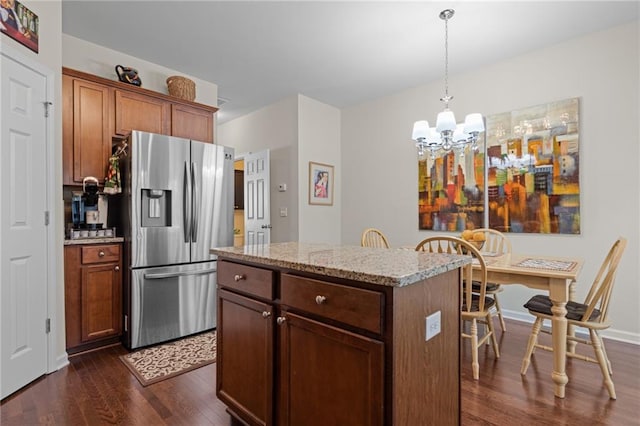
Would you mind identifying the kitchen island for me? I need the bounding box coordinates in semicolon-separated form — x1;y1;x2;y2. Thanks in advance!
211;242;469;426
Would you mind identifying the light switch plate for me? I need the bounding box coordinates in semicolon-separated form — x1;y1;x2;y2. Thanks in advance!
425;311;441;341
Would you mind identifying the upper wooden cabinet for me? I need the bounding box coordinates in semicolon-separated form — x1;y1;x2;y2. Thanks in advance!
115;89;170;136
62;67;218;185
63;74;112;185
171;103;214;143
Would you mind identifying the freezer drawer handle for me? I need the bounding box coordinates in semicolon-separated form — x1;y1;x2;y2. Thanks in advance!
144;268;217;280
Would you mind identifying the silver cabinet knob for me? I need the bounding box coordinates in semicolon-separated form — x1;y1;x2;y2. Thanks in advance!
262;311;271;318
315;295;326;305
114;266;120;271
276;316;286;325
99;251;105;257
234;274;245;282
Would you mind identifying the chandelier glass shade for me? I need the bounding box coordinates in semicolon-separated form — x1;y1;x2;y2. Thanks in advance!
412;9;484;158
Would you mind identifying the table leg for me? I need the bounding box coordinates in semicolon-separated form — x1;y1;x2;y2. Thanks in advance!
549;278;570;398
567;279;577;354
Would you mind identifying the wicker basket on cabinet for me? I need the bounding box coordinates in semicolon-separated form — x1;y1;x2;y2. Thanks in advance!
166;76;196;101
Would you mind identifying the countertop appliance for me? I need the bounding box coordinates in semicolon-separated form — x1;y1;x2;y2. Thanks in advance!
118;131;234;349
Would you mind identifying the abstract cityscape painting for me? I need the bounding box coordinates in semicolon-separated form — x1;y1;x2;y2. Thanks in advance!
417;142;486;231
485;97;580;234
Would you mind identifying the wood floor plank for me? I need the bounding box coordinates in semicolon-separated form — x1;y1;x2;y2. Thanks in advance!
1;319;638;425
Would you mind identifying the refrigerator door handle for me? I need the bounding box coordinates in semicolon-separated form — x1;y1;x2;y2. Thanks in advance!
191;162;198;242
183;161;191;243
144;267;217;280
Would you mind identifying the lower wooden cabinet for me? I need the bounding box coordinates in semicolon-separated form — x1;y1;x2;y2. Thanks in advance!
216;258;460;426
278;311;384;426
64;243;122;354
218;289;274;426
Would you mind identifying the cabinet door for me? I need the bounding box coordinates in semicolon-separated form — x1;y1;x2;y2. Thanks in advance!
217;289;273;426
81;262;122;342
278;311;384;426
115;90;170;135
171;103;214;143
63;77;111;185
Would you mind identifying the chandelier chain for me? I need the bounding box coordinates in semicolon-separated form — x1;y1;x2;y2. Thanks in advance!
444;14;449;104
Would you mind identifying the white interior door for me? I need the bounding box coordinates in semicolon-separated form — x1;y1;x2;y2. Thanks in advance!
0;50;49;399
244;150;271;245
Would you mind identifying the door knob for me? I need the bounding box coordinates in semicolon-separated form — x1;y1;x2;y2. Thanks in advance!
114;266;120;271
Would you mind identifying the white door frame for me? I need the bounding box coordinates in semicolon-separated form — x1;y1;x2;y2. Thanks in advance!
0;42;62;375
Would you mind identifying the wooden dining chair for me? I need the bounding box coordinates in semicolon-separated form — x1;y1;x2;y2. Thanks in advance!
415;236;500;380
361;228;390;248
470;228;512;332
520;237;627;399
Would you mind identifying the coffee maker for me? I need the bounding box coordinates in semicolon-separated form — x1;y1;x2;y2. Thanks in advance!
71;177;106;228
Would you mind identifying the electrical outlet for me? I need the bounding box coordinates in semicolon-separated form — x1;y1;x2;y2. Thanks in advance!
425;311;441;341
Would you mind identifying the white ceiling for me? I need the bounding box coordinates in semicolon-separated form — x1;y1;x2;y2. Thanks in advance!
61;1;639;124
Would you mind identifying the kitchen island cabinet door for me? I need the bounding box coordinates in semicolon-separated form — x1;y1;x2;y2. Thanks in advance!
278;311;384;426
115;89;170;136
217;289;274;426
62;75;111;185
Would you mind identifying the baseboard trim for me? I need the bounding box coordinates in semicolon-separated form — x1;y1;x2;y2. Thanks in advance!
56;353;69;371
502;309;640;345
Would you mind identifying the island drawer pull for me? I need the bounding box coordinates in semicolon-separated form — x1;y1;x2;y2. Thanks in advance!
99;251;105;257
234;274;245;282
262;311;271;318
315;295;326;305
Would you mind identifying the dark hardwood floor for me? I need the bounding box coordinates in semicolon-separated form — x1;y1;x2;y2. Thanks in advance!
2;319;639;425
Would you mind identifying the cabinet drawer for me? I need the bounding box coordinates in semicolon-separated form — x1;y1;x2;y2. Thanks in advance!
218;260;274;300
281;274;383;334
81;245;121;264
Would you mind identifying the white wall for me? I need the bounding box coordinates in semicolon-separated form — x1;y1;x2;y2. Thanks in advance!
62;34;217;107
298;95;341;244
218;96;299;243
342;21;640;343
218;94;341;244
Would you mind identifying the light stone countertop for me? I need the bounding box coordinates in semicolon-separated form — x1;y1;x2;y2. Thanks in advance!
211;242;471;287
64;237;124;246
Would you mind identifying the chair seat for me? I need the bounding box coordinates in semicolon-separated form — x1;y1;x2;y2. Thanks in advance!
524;294;601;321
462;294;496;312
471;280;501;293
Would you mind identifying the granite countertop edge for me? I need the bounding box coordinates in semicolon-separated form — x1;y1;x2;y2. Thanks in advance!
211;243;471;287
64;237;125;245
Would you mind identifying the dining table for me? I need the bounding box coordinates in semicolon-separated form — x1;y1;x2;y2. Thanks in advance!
471;252;584;398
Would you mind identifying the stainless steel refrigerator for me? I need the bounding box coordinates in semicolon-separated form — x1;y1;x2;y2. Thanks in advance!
118;130;234;349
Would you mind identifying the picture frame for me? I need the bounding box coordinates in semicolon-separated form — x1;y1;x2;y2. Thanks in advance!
309;162;334;206
0;0;39;53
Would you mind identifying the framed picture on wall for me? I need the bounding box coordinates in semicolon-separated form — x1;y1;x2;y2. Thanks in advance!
309;162;334;206
0;0;39;53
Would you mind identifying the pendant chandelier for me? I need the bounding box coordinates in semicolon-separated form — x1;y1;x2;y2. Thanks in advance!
412;9;484;159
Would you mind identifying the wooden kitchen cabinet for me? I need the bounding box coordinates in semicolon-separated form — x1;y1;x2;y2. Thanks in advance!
216;257;460;426
217;261;386;426
62;67;218;186
62;74;112;185
171;103;214;143
115;89;170;136
218;289;274;426
64;243;122;354
278;311;384;426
